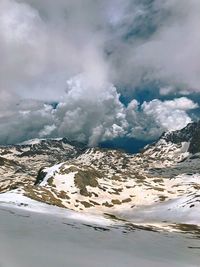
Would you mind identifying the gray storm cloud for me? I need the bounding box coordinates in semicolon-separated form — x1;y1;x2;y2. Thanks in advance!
0;0;199;144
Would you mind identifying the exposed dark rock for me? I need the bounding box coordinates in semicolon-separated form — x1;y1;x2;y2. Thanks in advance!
35;168;47;185
162;121;200;154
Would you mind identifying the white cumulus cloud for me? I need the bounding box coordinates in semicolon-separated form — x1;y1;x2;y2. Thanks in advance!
142;97;198;132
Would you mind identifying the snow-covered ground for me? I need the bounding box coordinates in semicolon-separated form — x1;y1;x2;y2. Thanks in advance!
116;194;200;226
1;186;200;229
0;203;200;267
0;191;111;226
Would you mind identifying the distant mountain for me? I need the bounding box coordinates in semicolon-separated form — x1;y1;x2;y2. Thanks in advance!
0;122;200;225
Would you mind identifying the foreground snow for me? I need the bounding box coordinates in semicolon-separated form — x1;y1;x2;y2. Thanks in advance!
0;204;200;267
0;190;111;226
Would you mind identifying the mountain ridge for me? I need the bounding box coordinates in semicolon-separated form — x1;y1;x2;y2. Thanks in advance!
0;121;200;226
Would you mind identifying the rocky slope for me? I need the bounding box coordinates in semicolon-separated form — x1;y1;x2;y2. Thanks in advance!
0;138;85;192
1;122;200;226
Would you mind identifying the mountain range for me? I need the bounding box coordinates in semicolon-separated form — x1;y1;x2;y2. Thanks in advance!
1;121;200;227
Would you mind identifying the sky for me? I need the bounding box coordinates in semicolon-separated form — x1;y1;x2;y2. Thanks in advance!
0;0;200;150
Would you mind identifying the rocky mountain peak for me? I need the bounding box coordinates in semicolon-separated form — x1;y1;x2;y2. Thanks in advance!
162;120;200;154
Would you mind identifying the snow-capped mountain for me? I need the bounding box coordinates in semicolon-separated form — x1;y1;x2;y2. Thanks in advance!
162;120;200;154
0;138;86;192
1;121;200;226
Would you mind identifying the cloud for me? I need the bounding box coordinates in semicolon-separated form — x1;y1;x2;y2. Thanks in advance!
0;74;128;145
0;72;197;145
124;97;198;140
0;0;200;145
39;124;56;138
0;99;55;144
52;74;128;145
1;0;200;99
0;0;110;102
142;97;198;132
106;0;200;93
